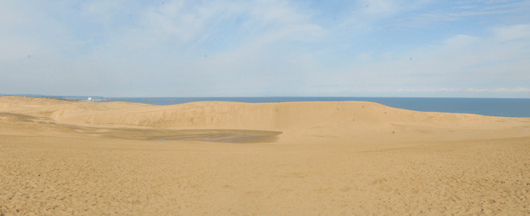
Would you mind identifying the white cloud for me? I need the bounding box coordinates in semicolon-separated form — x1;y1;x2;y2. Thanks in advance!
140;1;216;42
309;88;462;93
79;0;126;24
396;88;462;92
467;88;530;93
494;24;530;41
358;53;371;61
443;34;480;47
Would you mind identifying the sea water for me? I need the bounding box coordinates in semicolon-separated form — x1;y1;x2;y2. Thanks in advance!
3;95;530;117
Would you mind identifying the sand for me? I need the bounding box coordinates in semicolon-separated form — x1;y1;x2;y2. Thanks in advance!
1;96;529;215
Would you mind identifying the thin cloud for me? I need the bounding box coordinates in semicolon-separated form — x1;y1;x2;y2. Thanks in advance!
308;88;463;93
133;0;326;46
396;88;462;92
494;24;530;41
467;88;530;93
400;1;530;27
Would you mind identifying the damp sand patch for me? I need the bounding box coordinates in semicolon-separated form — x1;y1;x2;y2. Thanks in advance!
0;113;282;143
67;127;282;143
0;112;55;125
147;129;282;143
117;128;281;143
0;112;37;122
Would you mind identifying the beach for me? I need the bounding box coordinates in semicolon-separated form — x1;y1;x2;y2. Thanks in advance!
1;96;529;215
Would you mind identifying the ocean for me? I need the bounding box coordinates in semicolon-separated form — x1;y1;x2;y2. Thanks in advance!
3;95;530;117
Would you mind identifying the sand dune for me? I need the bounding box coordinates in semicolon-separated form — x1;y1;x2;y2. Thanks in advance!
1;96;529;215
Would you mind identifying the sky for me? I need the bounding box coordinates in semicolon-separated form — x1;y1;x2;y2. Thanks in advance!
1;0;530;98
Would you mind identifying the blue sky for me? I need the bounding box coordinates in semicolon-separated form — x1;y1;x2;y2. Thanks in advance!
1;0;529;97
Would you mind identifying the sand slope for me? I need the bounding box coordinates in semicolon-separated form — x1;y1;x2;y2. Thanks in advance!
1;96;530;215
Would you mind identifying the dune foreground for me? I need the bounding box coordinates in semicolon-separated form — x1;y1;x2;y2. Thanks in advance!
1;96;529;215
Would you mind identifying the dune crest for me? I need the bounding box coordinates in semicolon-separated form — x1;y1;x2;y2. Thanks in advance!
1;96;528;139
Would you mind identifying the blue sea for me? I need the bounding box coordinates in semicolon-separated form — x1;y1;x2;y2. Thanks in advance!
3;95;530;117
